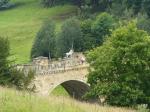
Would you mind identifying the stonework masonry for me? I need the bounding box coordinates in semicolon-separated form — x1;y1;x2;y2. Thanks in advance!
17;53;90;99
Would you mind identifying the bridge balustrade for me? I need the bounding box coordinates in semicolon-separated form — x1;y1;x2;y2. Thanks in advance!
16;58;88;75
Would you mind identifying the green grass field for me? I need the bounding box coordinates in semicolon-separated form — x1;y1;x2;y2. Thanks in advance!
0;87;135;112
0;0;77;64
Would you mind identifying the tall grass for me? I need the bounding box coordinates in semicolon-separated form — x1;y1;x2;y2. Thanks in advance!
0;87;135;112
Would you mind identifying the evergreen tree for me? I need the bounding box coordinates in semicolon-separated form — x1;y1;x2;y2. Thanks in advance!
0;0;9;8
0;37;10;85
57;18;82;57
31;20;56;59
91;12;114;46
143;0;150;18
0;37;34;89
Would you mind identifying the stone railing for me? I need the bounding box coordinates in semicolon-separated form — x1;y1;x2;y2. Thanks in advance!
36;64;89;75
16;58;89;75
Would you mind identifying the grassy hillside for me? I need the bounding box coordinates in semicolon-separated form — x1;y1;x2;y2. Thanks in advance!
0;87;135;112
0;0;77;64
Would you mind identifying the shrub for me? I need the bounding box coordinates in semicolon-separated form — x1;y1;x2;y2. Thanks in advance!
10;69;35;90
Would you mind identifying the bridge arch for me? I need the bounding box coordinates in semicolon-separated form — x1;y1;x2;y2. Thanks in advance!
29;63;90;100
51;80;90;100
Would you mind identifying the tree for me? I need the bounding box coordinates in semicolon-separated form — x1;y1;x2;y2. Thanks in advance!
137;14;150;34
86;22;150;107
31;20;56;59
41;0;56;7
108;0;146;18
0;37;34;89
80;13;115;51
71;0;85;8
57;18;83;57
109;0;127;17
143;0;150;18
91;12;114;46
0;37;10;85
0;0;9;8
83;0;112;12
80;19;96;51
41;0;84;8
0;0;14;10
127;0;142;15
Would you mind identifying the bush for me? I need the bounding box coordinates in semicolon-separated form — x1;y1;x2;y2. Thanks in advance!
86;22;150;107
10;69;35;90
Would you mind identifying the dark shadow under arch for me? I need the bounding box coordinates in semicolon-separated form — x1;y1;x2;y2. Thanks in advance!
55;80;90;100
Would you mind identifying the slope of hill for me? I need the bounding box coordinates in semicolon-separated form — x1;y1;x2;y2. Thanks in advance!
0;0;77;64
0;87;135;112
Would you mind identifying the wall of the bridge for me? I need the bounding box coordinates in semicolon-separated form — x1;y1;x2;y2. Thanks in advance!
32;67;89;100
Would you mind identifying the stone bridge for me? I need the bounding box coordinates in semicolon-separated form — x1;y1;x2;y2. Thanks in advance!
17;54;90;100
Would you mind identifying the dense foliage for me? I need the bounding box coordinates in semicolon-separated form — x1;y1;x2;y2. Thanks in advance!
31;20;56;59
91;12;114;46
0;37;10;85
137;14;150;34
0;0;14;10
57;18;82;57
0;0;9;8
0;37;34;89
31;13;114;58
80;19;95;51
81;12;114;51
41;0;84;8
41;0;55;7
41;0;150;18
86;23;150;107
